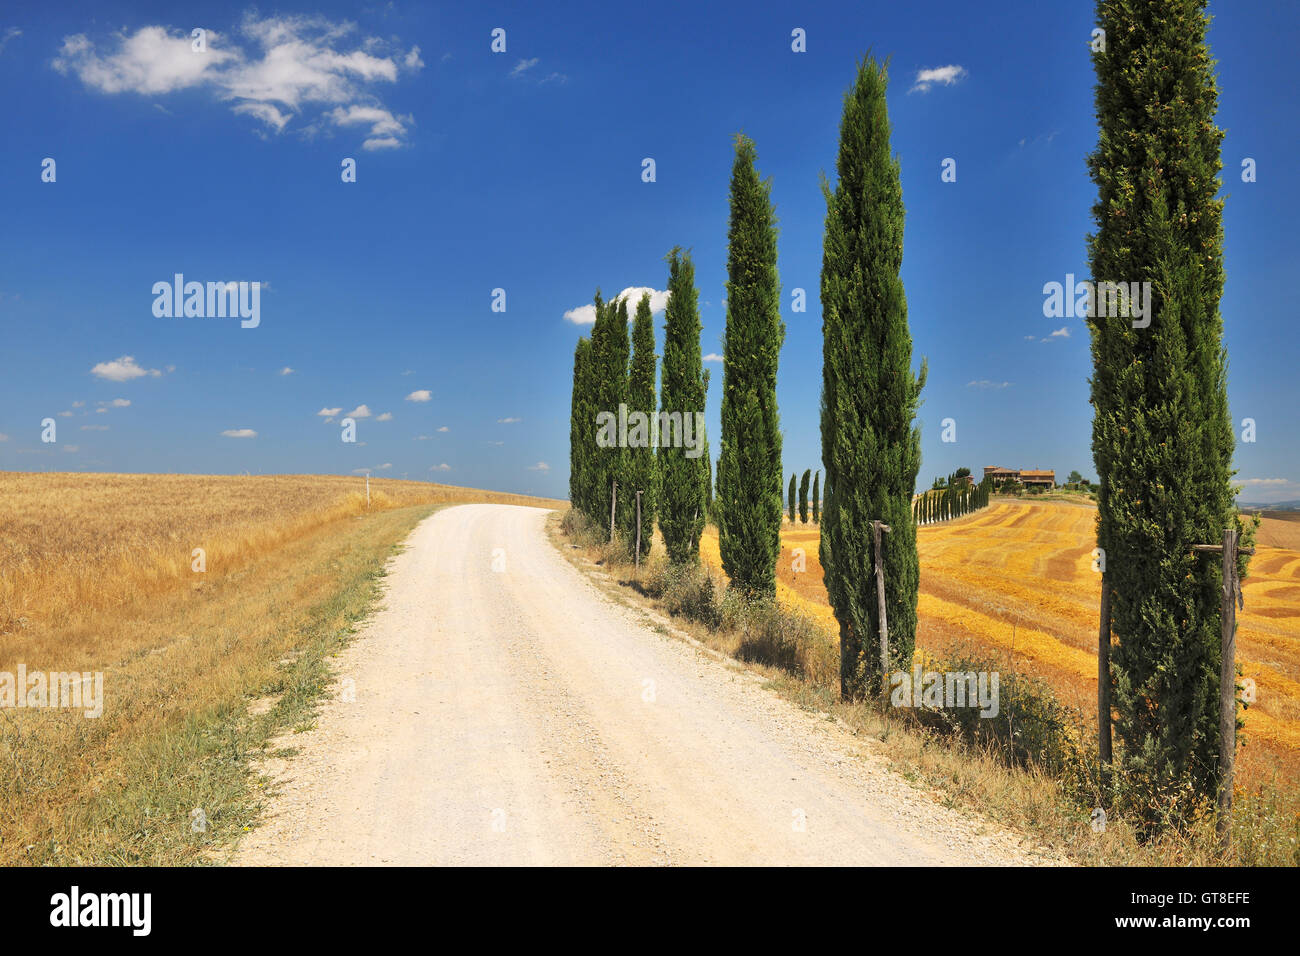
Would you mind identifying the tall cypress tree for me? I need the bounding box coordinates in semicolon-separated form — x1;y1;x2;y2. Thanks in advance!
799;469;811;524
820;57;927;700
812;470;821;523
1088;0;1246;819
716;134;785;598
628;292;658;556
569;335;595;515
591;291;631;540
658;248;709;563
788;473;797;524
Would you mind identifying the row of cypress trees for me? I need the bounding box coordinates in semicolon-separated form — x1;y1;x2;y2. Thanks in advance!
568;250;713;564
785;469;821;523
912;474;993;525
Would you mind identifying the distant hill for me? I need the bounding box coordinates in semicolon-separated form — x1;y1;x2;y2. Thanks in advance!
1241;500;1300;512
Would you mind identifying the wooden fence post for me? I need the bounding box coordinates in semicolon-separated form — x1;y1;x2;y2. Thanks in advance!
1099;572;1112;772
1192;527;1253;855
872;520;892;703
609;479;617;544
635;490;642;571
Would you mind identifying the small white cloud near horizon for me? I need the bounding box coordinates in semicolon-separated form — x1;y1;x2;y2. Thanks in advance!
317;406;342;418
430;463;451;472
967;380;1012;389
911;64;968;94
527;461;550;472
405;389;432;402
376;412;393;421
279;366;294;376
376;462;392;470
498;416;521;424
91;355;160;382
703;353;723;363
1239;478;1289;486
437;425;449;432
221;428;257;438
345;404;372;418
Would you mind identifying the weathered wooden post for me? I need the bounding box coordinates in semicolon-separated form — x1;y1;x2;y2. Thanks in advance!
872;520;892;703
1099;572;1112;771
609;479;617;544
1192;527;1253;854
635;490;642;571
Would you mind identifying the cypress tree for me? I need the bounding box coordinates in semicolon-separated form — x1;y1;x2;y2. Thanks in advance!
821;57;927;700
628;291;658;556
1088;0;1247;820
788;473;797;524
716;133;785;598
591;292;632;542
569;335;590;512
812;470;821;523
799;469;811;523
658;248;709;563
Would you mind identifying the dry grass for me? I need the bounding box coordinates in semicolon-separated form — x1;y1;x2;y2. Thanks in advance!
707;499;1300;786
0;471;562;655
0;472;563;864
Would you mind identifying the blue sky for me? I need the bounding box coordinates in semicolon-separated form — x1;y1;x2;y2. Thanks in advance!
1;0;1296;502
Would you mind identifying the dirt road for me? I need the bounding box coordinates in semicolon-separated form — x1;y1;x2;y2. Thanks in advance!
232;504;1056;866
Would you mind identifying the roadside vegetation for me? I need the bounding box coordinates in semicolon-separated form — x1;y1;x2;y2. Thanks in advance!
0;474;562;864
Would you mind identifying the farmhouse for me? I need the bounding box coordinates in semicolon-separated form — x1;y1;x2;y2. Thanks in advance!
982;466;1056;489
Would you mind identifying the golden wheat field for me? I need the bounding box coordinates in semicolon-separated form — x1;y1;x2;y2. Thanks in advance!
0;472;563;664
702;498;1300;786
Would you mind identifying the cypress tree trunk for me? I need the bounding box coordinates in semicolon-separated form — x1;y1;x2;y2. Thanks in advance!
799;469;811;523
821;57;927;700
717;134;785;599
628;292;658;557
658;248;709;564
812;471;821;523
1088;0;1246;824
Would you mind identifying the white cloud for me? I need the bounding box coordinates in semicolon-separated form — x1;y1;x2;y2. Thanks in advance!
1239;478;1289;486
967;380;1012;389
279;366;294;375
703;353;723;363
405;389;431;402
911;64;968;93
0;27;22;56
317;406;342;417
437;425;449;432
57;411;74;418
53;14;423;148
508;57;538;78
527;461;550;472
72;400;85;407
91;355;160;381
497;417;521;424
99;398;131;408
376;462;392;470
1049;327;1070;338
376;412;392;421
345;404;371;418
430;463;451;472
564;287;670;324
221;428;257;438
